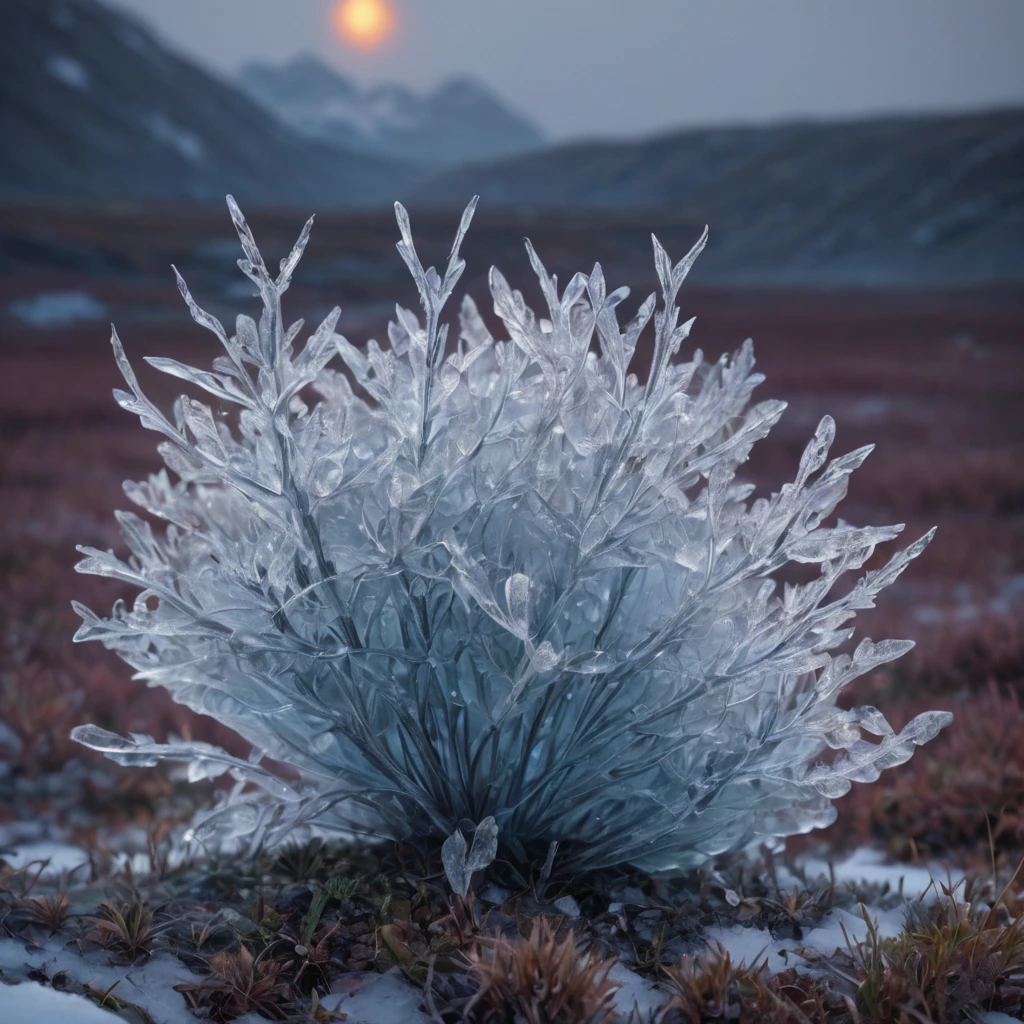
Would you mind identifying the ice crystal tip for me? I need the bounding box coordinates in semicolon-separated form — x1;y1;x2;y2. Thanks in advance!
71;196;948;876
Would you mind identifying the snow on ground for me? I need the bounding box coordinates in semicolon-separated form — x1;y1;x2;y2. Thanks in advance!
1;981;116;1024
0;941;200;1024
704;901;908;976
0;845;998;1023
317;961;665;1022
605;960;665;1019
321;971;432;1022
0;898;918;1024
0;840;92;877
0;819;186;881
697;845;969;972
796;845;965;899
0;897;998;1024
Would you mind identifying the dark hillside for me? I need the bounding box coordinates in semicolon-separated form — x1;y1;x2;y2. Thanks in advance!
0;0;420;206
417;110;1024;285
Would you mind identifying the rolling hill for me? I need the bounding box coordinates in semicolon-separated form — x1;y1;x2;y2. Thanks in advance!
416;109;1024;284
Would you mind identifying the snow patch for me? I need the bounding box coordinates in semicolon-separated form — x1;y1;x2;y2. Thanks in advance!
1;982;115;1024
704;903;909;971
302;97;381;136
10;292;107;328
606;960;664;1017
0;840;91;877
143;112;205;163
320;970;431;1022
366;86;422;129
45;55;89;91
803;846;944;897
0;942;201;1024
320;966;664;1023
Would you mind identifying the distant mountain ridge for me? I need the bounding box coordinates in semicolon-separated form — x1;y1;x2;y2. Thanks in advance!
1;0;1020;284
415;108;1024;284
237;54;544;168
0;0;419;206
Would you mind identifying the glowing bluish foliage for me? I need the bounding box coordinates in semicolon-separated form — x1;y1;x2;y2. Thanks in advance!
72;198;950;873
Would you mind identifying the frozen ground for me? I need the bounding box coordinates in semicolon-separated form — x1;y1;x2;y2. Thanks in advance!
3;982;120;1024
0;844;991;1023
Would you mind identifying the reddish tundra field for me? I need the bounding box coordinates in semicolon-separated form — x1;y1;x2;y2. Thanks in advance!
2;199;1023;862
2;202;1024;1022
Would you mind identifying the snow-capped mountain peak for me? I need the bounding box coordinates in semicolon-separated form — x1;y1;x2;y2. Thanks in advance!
238;54;544;167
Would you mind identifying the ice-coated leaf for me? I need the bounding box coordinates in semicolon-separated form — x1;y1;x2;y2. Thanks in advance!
671;226;709;291
797;416;836;484
145;358;246;406
70;195;949;876
276;214;314;294
467;816;499;872
70;724;141;754
441;827;470;895
898;710;954;745
504;573;532;640
442;815;499;896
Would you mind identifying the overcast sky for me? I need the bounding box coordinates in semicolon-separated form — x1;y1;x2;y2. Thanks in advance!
112;0;1024;139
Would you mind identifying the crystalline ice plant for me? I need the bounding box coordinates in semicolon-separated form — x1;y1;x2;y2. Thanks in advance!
72;196;951;874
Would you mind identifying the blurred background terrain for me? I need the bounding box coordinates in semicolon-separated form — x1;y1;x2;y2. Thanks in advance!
1;0;1022;859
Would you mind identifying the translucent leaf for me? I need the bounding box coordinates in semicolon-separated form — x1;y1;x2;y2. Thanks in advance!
504;573;532;641
442;816;498;897
441;828;470;896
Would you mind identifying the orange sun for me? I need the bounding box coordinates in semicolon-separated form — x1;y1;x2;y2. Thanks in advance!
334;0;396;50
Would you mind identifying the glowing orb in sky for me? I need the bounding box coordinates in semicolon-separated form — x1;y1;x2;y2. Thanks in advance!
334;0;397;50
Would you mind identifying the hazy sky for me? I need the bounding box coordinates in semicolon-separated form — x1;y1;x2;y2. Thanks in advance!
113;0;1024;139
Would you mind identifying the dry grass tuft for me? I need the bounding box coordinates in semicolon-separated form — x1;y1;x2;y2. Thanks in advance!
87;896;158;963
19;891;72;933
463;918;620;1024
174;945;293;1022
822;872;1024;1024
659;944;833;1023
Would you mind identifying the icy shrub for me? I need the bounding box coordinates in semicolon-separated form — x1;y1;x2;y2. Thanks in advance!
72;197;951;874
